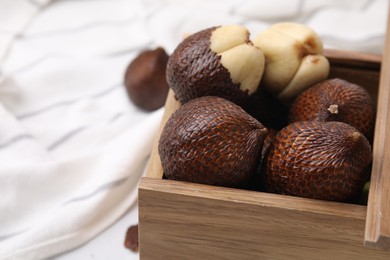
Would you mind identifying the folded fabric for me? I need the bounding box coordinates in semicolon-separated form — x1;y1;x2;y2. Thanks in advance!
0;0;387;259
0;108;162;260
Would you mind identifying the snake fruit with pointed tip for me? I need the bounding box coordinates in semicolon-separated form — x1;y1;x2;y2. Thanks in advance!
158;96;268;188
289;78;374;138
263;121;372;202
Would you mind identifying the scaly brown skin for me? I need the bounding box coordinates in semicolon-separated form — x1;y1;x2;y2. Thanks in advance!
159;96;268;188
166;27;251;106
248;128;278;192
260;128;278;162
289;78;374;138
264;121;372;202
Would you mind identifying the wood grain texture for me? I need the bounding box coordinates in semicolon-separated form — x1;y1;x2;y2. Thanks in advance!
365;4;390;250
145;89;180;179
324;49;382;71
139;178;390;259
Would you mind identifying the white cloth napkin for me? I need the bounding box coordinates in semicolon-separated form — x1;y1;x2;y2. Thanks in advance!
0;0;387;259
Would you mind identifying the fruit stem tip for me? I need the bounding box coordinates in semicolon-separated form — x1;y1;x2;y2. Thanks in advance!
327;104;339;114
351;131;361;140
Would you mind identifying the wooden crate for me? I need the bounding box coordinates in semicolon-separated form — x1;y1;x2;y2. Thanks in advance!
138;18;390;259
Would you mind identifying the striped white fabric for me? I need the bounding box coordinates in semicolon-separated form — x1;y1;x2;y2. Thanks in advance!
0;0;387;259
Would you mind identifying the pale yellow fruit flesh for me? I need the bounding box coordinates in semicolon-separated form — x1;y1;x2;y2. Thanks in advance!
253;30;302;95
277;55;330;103
253;22;329;101
270;22;324;54
219;44;265;95
210;25;265;95
210;25;249;53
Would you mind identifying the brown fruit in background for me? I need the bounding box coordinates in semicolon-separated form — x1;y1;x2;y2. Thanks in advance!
124;47;169;111
289;78;374;137
158;96;268;188
166;25;265;106
264;121;372;202
124;225;139;252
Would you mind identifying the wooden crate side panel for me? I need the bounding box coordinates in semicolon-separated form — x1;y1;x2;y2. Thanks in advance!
139;178;390;260
365;3;390;249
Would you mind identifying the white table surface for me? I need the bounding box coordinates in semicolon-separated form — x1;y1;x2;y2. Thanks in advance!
54;204;139;260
